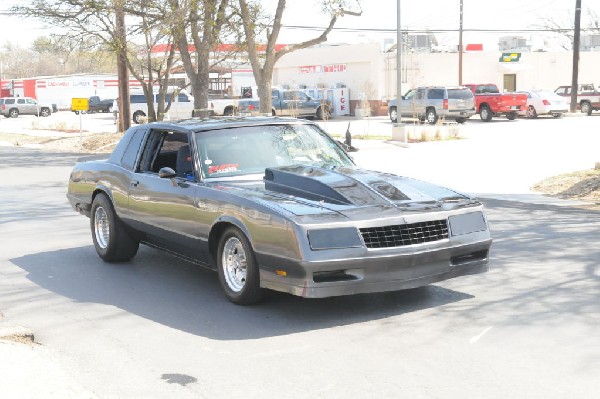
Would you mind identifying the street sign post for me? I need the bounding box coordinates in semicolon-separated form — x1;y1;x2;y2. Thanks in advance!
71;98;89;141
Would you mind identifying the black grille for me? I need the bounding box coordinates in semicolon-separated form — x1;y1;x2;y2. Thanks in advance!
360;220;449;248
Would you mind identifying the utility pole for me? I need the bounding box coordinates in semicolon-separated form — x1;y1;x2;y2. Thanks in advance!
458;0;463;85
115;0;131;132
396;0;402;124
570;0;582;113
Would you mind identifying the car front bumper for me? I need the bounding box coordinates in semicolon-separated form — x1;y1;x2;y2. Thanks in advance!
258;239;492;298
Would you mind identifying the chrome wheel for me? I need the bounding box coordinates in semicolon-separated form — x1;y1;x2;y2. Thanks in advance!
581;102;591;116
221;237;247;293
390;108;397;122
526;105;537;118
94;206;110;250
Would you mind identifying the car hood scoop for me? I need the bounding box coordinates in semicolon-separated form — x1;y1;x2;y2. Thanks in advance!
263;165;472;209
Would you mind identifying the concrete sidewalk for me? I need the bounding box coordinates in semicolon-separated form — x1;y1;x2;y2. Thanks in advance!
0;321;97;398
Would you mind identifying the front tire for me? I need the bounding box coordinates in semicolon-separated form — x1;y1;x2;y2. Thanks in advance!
91;193;139;262
39;108;51;117
217;227;262;305
479;105;492;122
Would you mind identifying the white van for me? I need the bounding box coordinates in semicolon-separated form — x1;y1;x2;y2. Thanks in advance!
129;90;195;124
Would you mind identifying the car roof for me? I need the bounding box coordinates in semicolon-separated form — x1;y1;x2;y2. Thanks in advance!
142;116;316;133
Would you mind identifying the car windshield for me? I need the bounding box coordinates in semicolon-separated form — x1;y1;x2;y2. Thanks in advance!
195;123;354;179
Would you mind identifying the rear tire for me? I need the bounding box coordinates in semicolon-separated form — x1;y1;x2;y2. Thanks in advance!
9;108;19;118
389;107;397;123
580;101;592;116
526;105;537;119
426;108;438;124
217;227;262;305
39;108;51;117
455;117;466;124
90;193;139;262
133;111;146;124
552;113;563;118
507;112;517;121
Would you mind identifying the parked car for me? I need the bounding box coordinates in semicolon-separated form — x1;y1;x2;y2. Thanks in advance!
238;88;331;119
0;96;53;118
388;86;476;124
515;90;569;118
67;117;492;305
130;90;195;124
554;84;600;115
208;94;237;116
464;83;528;122
72;96;114;114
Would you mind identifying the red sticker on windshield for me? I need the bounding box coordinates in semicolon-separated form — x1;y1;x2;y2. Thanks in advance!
208;164;239;174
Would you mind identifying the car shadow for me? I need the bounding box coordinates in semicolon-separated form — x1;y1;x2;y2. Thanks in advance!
10;244;474;341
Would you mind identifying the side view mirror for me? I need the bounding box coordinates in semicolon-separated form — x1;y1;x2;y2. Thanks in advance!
158;167;177;179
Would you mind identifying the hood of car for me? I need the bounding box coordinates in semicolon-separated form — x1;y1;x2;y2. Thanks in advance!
207;165;479;218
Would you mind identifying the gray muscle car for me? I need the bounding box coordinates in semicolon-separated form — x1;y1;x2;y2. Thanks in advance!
67;117;492;305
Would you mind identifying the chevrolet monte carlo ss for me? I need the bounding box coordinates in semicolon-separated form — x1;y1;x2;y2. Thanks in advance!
67;117;492;305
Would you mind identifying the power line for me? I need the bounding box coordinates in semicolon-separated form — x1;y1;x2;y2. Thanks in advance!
280;25;598;34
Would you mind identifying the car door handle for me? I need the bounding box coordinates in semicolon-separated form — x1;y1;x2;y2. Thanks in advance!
131;180;139;188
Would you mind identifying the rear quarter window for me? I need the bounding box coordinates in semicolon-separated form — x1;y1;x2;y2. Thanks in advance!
448;89;474;100
121;129;146;171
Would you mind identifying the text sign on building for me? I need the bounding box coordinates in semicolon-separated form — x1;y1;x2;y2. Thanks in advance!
300;64;347;74
499;53;521;63
71;98;89;111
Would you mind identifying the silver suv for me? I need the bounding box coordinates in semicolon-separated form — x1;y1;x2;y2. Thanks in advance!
0;97;53;118
388;86;476;124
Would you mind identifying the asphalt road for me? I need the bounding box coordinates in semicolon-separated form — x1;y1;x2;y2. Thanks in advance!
1;128;600;397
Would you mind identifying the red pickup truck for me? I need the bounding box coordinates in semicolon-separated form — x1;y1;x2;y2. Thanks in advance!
464;84;528;122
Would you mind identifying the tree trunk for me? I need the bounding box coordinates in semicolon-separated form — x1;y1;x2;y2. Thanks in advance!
257;71;273;115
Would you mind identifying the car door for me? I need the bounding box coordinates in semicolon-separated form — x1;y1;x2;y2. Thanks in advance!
294;90;318;116
127;128;210;261
399;89;416;118
17;98;29;115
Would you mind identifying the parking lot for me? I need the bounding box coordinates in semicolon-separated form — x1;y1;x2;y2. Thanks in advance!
1;111;599;398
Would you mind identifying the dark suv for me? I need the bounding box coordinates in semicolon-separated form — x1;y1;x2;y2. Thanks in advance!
388;86;476;124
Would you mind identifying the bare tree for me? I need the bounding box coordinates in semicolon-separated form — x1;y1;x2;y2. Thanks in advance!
166;0;238;114
534;8;600;50
238;0;361;114
13;0;177;121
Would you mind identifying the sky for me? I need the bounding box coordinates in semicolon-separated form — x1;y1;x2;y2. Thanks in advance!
2;0;599;51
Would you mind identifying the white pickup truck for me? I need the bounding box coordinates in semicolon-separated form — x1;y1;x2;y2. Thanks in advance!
208;96;237;116
129;90;195;124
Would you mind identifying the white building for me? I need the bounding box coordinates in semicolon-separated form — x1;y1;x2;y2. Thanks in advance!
273;42;600;116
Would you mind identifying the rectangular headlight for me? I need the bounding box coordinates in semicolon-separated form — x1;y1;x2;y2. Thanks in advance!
448;211;487;236
307;228;363;250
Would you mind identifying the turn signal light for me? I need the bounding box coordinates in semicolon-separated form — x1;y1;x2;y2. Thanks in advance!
275;269;287;277
248;104;255;111
542;100;551;105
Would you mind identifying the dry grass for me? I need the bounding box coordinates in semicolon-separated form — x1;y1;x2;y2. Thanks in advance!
532;169;600;204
